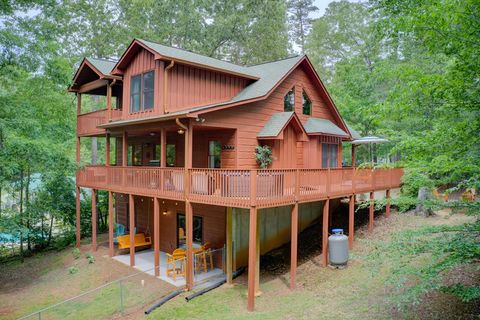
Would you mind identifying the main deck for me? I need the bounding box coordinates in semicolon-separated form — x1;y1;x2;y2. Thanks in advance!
76;166;403;208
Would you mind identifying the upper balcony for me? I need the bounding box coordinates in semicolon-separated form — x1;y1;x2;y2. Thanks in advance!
76;166;403;209
77;108;123;136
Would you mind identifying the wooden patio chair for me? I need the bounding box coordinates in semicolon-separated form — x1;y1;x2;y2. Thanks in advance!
166;248;186;281
198;242;214;271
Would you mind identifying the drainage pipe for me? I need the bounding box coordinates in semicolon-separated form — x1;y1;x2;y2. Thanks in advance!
144;288;184;315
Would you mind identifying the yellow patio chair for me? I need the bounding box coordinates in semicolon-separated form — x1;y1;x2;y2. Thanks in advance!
201;242;214;271
166;248;186;281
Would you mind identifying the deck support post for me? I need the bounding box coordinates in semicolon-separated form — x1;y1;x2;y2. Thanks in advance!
76;187;81;248
386;189;391;218
154;197;160;277
255;211;261;296
106;81;112;121
247;206;257;312
322;199;330;267
351;144;356;168
348;195;354;250
76;137;81;164
226;207;233;285
369;191;374;232
91;189;97;252
105;133;110;166
108;191;114;257
290;202;298;289
129;194;135;267
160;128;166;168
185;200;194;290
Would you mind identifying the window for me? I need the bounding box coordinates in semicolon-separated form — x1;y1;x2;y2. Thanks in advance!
166;144;176;167
322;143;339;168
130;75;141;112
130;71;154;112
177;213;203;247
284;88;295;112
208;141;221;168
302;90;312;115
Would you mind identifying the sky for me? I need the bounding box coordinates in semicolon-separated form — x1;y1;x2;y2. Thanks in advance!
312;0;336;17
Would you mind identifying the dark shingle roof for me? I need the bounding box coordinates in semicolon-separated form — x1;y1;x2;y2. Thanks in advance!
257;112;295;138
86;58;116;75
304;118;349;137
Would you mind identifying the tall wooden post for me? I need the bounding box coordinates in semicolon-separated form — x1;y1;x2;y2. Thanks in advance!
122;131;128;166
108;191;114;257
76;187;81;248
290;202;298;289
247;206;257;312
348;195;354;250
105;133;110;166
76;137;81;164
160;128;167;168
91;189;97;252
129;194;135;266
226;207;233;285
255;211;261;296
322;199;330;267
106;83;112;121
386;189;391;218
154;198;160;277
185;200;194;290
369;191;374;232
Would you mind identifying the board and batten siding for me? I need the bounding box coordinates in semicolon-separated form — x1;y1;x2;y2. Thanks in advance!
199;64;344;169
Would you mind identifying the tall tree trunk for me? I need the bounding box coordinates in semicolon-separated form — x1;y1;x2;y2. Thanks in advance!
26;166;31;251
47;214;54;247
19;168;24;261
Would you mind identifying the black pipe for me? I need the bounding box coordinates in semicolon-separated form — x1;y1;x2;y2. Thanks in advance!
144;289;184;314
185;267;246;302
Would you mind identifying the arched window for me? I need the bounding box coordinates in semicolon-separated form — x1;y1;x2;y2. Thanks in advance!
302;90;312;115
284;88;295;112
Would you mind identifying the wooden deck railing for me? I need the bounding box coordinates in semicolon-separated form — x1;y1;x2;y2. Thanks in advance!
77;109;123;136
76;166;404;208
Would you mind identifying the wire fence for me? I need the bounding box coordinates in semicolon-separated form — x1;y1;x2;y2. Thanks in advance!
18;248;226;320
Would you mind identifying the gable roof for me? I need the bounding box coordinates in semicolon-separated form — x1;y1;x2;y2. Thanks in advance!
304;117;349;137
257;112;307;140
87;58;116;75
346;123;362;140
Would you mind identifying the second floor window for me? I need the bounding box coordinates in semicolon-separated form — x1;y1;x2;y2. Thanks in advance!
322;143;339;168
130;71;154;112
302;90;312;115
284;88;295;112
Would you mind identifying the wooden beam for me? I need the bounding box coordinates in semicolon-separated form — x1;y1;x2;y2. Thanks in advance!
369;191;374;232
78;79;109;94
105;133;110;166
160;128;166;168
76;93;82;115
92;189;97;252
247;206;257;312
351;144;356;168
129;194;135;266
76;187;81;248
322;199;330;267
226;207;233;285
186;200;194;290
106;83;112;121
76;137;81;164
154;197;160;277
386;189;391;218
348;195;354;250
255;211;261;296
108;191;114;257
122;131;128;166
290;202;298;289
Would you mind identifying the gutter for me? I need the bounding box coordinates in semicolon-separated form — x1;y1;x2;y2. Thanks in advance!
164;60;175;114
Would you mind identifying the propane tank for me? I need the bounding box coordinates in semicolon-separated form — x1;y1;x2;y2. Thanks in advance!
328;228;349;266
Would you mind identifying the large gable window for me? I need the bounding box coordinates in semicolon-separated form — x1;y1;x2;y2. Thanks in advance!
284;88;295;112
302;90;312;115
130;71;154;112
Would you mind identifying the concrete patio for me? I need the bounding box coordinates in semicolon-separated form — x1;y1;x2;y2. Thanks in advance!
112;249;225;287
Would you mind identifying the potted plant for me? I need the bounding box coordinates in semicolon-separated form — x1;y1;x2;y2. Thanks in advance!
255;145;274;169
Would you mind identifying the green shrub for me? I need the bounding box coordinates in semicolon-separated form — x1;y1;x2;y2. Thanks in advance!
68;266;79;274
72;248;81;259
255;145;274;169
85;252;95;264
401;168;435;197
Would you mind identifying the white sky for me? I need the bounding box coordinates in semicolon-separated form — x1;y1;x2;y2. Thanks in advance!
312;0;336;17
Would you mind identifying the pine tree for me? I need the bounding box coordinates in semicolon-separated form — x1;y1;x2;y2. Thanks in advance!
287;0;318;53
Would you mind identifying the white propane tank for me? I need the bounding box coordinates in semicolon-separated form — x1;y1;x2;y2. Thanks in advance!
328;228;349;266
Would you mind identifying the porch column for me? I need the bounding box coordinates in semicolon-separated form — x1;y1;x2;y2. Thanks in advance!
226;207;233;285
105;133;110;166
290;202;298;289
348;195;354;250
106;82;112;121
108;191;114;257
160;128;166;168
247;206;257;312
91;189;97;252
76;137;81;164
386;189;391;218
129;194;135;266
322;199;330;267
369;191;374;232
255;211;261;296
185;200;194;290
351;144;356;168
122;131;128;166
154;197;160;277
76;187;81;248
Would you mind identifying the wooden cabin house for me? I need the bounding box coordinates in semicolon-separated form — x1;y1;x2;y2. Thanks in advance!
71;39;403;311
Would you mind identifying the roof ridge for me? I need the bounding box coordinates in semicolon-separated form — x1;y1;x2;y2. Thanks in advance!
138;38;248;69
246;55;303;67
87;57;117;63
